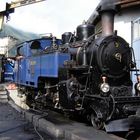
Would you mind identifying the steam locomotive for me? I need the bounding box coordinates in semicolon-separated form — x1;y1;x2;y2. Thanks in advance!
13;5;140;132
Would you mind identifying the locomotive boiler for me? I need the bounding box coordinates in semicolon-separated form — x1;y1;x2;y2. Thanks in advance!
13;4;140;132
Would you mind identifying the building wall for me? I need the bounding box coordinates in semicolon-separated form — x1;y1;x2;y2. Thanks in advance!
114;6;140;45
0;37;9;55
114;7;140;87
0;36;18;56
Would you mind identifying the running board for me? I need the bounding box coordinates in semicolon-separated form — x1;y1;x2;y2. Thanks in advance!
105;115;140;132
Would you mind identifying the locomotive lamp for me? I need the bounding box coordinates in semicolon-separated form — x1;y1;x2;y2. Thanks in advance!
136;83;140;91
100;76;110;94
136;75;140;92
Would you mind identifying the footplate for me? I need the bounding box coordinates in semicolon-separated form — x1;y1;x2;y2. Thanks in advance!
105;115;140;132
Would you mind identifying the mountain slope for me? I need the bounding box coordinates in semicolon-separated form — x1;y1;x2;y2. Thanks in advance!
0;24;39;57
0;24;39;43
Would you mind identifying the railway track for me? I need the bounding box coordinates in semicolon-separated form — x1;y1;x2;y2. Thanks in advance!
3;83;140;140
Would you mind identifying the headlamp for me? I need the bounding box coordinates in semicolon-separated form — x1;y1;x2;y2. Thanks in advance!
136;83;140;91
100;83;110;93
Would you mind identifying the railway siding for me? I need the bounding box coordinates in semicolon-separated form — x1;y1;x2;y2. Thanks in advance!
7;86;125;140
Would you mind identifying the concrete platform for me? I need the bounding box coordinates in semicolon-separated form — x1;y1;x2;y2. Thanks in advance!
24;110;125;140
6;86;125;140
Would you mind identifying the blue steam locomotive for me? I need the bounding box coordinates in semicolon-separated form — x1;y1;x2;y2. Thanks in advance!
11;6;140;132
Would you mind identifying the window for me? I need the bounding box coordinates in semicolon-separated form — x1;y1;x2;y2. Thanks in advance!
95;21;102;38
132;18;140;41
30;41;41;55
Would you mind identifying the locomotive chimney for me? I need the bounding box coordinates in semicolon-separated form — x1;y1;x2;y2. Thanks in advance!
98;0;118;36
101;11;115;36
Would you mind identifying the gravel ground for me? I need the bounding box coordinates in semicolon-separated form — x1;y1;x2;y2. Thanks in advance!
0;102;42;140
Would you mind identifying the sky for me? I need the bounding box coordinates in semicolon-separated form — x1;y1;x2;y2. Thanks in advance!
1;0;100;38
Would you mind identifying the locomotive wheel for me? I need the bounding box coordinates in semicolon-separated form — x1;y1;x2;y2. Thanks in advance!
90;113;104;129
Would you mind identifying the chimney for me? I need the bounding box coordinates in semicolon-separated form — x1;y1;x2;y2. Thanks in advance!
98;0;118;36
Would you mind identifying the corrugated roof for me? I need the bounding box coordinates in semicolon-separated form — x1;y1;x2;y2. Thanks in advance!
87;0;140;25
115;0;140;8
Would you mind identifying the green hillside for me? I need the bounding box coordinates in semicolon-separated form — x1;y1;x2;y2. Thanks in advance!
0;24;39;43
0;24;39;57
